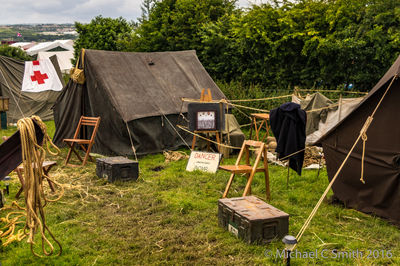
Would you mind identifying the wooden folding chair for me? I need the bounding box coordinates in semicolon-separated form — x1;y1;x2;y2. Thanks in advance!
63;116;101;166
219;140;270;200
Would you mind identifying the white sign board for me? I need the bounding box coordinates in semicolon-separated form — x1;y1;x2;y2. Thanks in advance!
186;151;222;173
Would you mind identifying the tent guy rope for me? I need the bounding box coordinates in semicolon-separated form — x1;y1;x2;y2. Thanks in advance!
0;67;25;118
176;125;242;150
124;121;138;161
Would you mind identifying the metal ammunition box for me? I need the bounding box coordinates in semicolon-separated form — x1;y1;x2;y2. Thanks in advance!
96;156;138;182
218;196;289;244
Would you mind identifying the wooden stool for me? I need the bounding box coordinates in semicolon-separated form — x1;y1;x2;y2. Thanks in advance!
15;161;57;199
249;113;270;141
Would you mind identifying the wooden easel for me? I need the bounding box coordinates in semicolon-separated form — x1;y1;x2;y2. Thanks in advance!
191;89;222;152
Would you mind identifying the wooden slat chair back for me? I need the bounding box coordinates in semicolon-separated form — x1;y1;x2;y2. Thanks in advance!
219;140;270;200
63;116;101;166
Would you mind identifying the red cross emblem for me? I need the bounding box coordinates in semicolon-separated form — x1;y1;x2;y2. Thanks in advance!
31;70;48;84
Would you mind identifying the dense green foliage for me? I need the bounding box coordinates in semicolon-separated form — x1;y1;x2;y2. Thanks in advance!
73;16;134;60
131;0;400;90
0;45;32;61
73;0;400;91
125;0;237;52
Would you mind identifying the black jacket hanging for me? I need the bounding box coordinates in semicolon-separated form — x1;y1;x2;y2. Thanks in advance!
270;102;306;175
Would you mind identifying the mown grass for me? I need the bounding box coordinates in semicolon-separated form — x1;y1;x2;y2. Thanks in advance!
0;121;399;265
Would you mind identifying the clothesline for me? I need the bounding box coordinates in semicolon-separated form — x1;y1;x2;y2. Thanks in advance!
296;89;368;95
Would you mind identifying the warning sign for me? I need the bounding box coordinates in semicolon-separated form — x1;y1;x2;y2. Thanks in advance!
186;151;222;173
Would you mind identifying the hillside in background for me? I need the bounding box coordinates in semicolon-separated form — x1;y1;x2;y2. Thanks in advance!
0;24;77;42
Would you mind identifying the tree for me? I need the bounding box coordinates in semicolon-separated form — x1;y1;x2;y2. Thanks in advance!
128;0;237;52
82;0;400;91
73;16;134;60
140;0;158;22
302;0;400;90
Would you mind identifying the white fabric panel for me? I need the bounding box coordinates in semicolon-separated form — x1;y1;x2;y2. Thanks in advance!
306;97;364;145
21;59;63;92
37;51;74;73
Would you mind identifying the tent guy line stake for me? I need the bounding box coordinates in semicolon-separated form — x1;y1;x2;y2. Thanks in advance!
161;113;191;150
124;121;138;161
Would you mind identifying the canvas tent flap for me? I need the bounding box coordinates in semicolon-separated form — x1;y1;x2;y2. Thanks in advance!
38;51;74;74
49;54;66;87
292;93;363;145
0;55;63;122
222;114;245;148
306;97;364;145
84;49;225;123
0;120;44;180
298;92;336;135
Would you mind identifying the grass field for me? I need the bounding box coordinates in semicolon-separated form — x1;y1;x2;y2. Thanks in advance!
0;121;399;265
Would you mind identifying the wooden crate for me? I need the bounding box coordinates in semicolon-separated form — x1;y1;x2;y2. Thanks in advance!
96;156;138;182
218;196;289;244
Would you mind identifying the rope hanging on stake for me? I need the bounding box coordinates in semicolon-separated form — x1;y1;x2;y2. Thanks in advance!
19;116;63;257
0;116;63;256
291;74;397;252
359;116;373;184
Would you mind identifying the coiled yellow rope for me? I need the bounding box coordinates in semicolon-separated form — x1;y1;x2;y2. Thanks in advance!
0;116;63;257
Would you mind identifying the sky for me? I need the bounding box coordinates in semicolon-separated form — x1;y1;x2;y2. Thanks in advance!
0;0;268;25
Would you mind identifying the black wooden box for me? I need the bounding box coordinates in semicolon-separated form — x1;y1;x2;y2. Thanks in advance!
96;156;138;182
218;196;289;244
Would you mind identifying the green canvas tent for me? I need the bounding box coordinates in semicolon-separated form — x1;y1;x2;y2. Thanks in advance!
53;49;227;156
315;55;400;225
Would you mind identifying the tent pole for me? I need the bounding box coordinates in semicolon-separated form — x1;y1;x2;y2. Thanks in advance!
286;164;290;189
316;154;322;179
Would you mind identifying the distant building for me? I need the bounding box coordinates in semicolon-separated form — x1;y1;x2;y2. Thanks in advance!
10;42;37;50
24;40;74;56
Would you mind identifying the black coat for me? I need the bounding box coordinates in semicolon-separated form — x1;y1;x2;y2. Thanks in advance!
270;102;306;175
